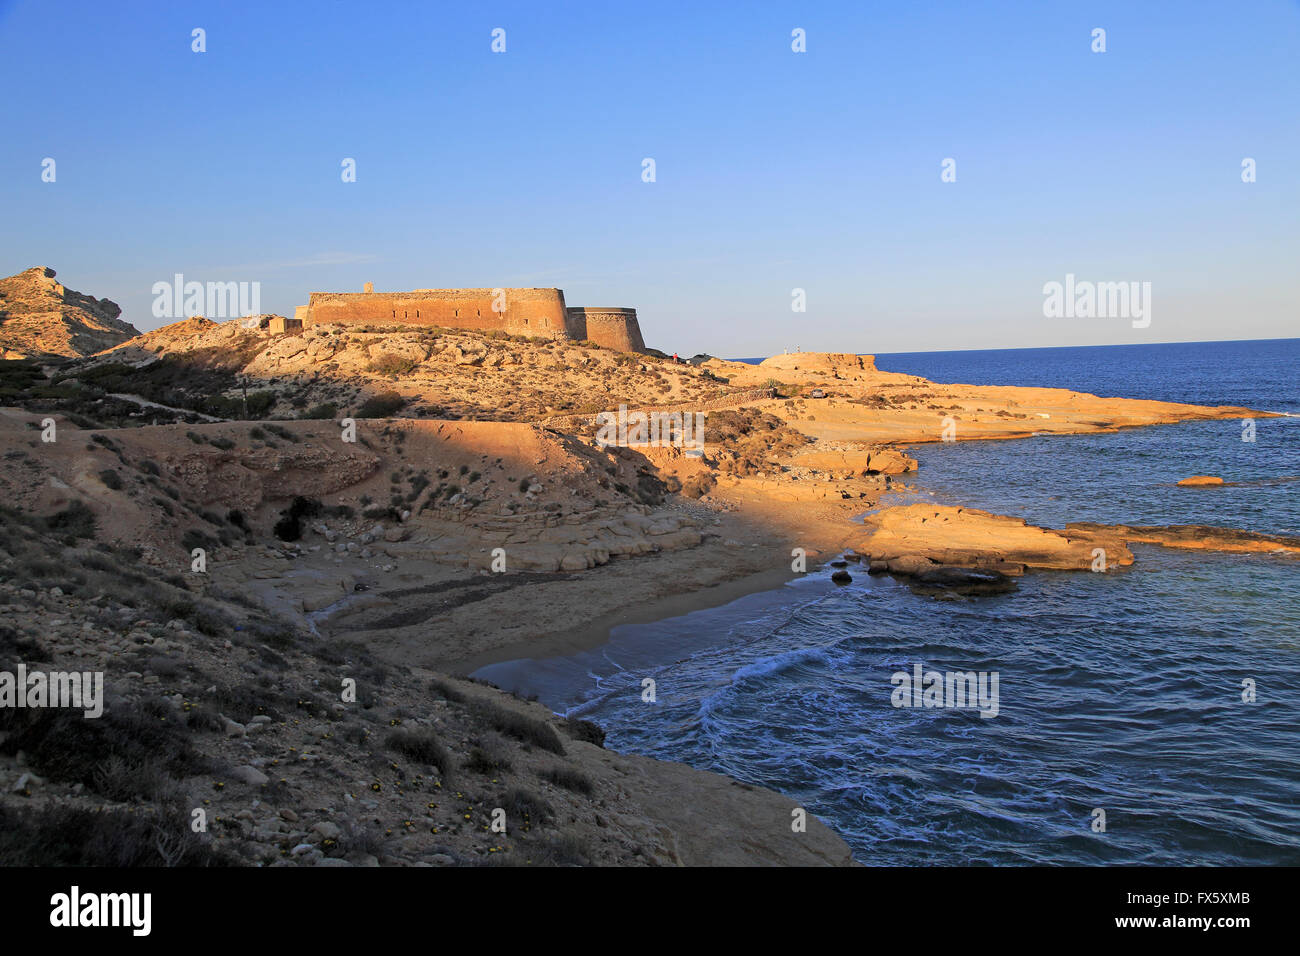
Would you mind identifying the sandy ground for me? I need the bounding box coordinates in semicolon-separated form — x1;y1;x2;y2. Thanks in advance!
232;483;859;674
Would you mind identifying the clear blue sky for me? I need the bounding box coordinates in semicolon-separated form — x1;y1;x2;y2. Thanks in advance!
1;0;1296;355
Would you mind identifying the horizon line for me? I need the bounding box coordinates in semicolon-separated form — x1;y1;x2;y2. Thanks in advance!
725;336;1300;361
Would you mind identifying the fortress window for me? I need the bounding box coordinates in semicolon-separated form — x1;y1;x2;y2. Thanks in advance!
416;310;420;318
392;310;395;318
455;309;459;318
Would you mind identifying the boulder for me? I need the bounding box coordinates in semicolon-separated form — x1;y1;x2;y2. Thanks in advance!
865;447;917;475
886;554;935;575
908;566;1018;597
229;765;269;786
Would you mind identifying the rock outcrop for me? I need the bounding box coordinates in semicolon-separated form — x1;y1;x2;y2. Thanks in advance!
853;504;1134;573
0;266;139;358
853;506;1300;580
1067;522;1300;556
753;352;878;381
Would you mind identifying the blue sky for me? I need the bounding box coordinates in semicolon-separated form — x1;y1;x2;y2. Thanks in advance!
1;0;1296;355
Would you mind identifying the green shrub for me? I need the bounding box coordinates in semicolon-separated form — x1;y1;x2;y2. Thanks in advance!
0;697;207;796
472;701;565;755
386;728;453;777
272;496;322;542
501;787;554;826
464;741;512;774
561;717;606;747
540;764;594;796
263;424;298;442
0;804;234;867
302;403;337;420
368;354;419;376
355;392;405;418
245;390;275;418
429;678;467;704
43;500;96;539
181;528;218;553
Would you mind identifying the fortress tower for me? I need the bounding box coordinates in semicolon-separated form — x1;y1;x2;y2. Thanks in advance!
297;284;646;353
565;308;646;353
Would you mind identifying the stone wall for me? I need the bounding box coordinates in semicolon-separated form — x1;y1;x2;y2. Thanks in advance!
304;288;572;339
566;307;646;352
298;287;648;352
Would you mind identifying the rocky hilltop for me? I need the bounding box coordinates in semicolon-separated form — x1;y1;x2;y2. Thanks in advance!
0;267;140;359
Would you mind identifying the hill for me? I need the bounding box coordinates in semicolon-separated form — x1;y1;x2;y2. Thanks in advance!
0;267;140;359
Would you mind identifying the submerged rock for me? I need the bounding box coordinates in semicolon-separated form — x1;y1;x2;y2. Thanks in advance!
830;570;852;584
908;566;1017;597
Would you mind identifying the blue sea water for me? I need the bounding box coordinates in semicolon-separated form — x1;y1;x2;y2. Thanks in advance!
478;339;1300;865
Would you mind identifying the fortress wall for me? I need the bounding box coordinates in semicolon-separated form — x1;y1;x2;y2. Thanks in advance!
566;308;645;352
306;288;570;338
298;287;647;352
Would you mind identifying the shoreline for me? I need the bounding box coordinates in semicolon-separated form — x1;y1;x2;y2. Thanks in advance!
456;426;1300;694
451;565;801;675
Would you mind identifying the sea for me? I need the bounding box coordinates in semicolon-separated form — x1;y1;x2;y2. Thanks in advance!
475;339;1300;865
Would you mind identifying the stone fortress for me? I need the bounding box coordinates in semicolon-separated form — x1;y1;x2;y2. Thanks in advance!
294;283;646;353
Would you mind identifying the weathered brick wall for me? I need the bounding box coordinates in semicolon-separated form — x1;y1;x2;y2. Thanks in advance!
305;288;571;338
